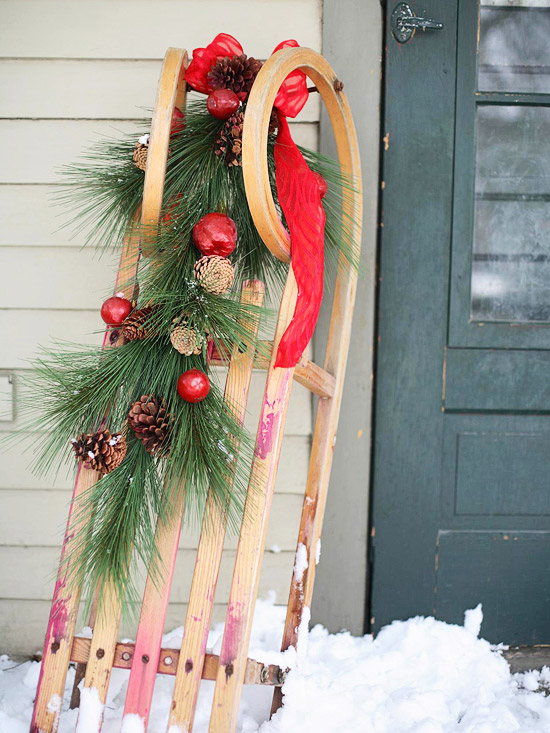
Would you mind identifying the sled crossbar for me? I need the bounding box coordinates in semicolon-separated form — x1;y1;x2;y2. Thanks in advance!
210;340;336;399
30;45;362;733
70;637;287;685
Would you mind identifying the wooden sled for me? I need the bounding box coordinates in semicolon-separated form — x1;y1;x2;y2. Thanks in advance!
30;45;362;733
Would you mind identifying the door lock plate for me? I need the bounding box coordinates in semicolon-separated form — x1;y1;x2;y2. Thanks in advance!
391;3;444;44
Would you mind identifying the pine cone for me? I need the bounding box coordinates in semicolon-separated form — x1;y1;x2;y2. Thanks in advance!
194;256;235;295
121;305;158;341
128;395;172;455
208;54;262;98
133;134;149;171
215;111;244;167
170;319;206;355
72;430;127;475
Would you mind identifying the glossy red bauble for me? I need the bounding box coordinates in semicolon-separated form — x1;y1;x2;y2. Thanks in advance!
313;171;328;199
100;293;133;326
206;89;240;120
177;369;210;403
170;107;185;135
192;212;237;257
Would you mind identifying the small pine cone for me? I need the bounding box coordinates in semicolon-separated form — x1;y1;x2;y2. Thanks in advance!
194;256;234;295
133;135;149;171
128;395;172;455
170;320;205;355
208;54;262;98
215;111;244;167
72;430;127;475
121;305;157;341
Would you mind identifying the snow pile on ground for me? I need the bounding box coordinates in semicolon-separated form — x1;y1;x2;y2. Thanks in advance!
2;596;550;732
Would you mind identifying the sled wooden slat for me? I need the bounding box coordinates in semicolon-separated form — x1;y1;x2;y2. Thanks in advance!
30;221;141;733
210;341;336;399
270;49;362;716
70;637;285;685
167;280;266;732
73;50;190;728
209;269;298;732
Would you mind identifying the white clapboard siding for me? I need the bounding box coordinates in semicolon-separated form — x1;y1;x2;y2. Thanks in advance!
0;61;321;122
1;0;320;654
0;490;304;550
0;120;318;184
0;1;322;59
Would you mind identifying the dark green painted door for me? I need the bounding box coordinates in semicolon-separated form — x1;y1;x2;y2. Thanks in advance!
371;0;550;643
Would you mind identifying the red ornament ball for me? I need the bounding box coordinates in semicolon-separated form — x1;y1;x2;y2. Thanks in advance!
170;107;185;135
177;369;210;403
192;212;237;257
100;293;133;326
313;171;328;199
206;89;240;120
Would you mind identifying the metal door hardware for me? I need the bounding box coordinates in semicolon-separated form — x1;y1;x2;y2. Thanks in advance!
391;3;444;43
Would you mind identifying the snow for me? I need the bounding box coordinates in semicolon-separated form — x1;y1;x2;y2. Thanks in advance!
293;543;308;584
2;600;550;732
463;603;483;637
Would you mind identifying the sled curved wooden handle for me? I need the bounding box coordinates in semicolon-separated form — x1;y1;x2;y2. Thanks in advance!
242;46;362;263
141;47;188;257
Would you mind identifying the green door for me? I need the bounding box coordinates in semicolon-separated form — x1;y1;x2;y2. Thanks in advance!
371;0;550;643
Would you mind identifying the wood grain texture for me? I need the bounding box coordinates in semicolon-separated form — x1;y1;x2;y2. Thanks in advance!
141;48;187;256
72;50;188;727
209;270;297;732
242;46;363;717
30;219;141;732
271;48;362;709
167;280;265;732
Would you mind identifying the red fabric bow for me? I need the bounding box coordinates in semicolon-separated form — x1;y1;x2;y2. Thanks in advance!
185;35;309;116
185;33;244;94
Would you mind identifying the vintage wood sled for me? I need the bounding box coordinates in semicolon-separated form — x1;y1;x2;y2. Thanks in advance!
30;45;362;732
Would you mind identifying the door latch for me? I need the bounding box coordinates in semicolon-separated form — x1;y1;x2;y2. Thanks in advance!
391;2;444;43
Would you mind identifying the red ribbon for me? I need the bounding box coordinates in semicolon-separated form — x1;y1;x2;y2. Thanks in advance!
274;111;325;368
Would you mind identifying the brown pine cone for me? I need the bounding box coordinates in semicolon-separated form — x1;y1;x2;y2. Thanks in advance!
194;256;235;295
133;134;149;171
170;319;206;356
72;430;127;475
215;111;244;167
207;54;262;98
121;305;158;341
128;395;172;455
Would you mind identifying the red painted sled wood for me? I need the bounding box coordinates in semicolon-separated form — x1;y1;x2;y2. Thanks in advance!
30;44;362;733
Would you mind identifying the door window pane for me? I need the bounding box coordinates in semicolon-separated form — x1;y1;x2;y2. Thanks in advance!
471;105;550;321
479;2;550;93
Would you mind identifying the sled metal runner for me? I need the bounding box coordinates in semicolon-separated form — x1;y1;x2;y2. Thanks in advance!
30;44;362;733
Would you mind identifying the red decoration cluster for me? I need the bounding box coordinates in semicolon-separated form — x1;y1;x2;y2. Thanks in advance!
185;33;309;118
192;212;237;257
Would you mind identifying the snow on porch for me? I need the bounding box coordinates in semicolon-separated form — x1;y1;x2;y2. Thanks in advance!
2;596;550;732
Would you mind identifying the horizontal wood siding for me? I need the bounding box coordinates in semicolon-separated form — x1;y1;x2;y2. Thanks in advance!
0;0;321;654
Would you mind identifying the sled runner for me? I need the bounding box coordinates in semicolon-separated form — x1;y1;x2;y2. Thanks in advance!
30;44;362;732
